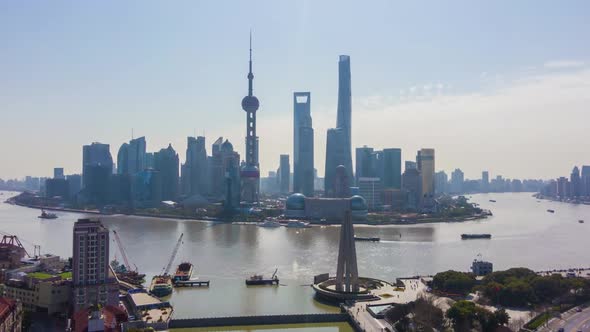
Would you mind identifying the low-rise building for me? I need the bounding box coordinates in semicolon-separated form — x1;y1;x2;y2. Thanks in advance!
471;259;493;276
3;273;71;314
123;289;172;331
284;194;368;221
0;297;22;332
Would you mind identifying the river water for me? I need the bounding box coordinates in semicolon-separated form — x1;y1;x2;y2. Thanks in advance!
1;191;589;319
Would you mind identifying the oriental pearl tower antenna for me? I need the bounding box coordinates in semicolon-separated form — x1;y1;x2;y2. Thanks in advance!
240;31;260;204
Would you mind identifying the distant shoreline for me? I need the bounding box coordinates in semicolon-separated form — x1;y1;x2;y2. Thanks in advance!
533;193;590;206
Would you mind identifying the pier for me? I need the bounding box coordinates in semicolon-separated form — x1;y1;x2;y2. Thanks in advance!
174;279;210;287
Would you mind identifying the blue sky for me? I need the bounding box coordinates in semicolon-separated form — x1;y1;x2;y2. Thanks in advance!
1;1;589;179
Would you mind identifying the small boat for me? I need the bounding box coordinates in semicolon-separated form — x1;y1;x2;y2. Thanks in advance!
258;219;281;228
489;200;496;203
354;236;380;242
149;275;173;297
579;220;585;224
461;234;492;240
285;221;310;228
173;262;193;282
246;268;279;286
547;209;555;213
38;210;57;219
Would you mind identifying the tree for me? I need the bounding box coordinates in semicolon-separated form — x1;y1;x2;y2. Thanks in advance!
433;270;476;295
447;300;478;332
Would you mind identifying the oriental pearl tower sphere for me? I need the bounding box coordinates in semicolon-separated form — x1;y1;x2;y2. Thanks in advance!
240;32;260;204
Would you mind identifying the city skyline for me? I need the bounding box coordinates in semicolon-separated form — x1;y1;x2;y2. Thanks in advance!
1;1;590;180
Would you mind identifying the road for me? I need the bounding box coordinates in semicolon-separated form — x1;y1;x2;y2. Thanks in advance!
541;306;590;332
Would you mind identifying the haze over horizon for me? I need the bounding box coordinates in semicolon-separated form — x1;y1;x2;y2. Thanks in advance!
1;1;589;180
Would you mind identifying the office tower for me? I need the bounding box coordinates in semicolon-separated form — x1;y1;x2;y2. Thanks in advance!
355;146;375;184
82;142;113;189
402;168;421;210
154;144;179;201
435;171;448;194
334;165;351;198
293;92;314;197
381;148;402;189
117;137;146;175
582;166;590;197
72;219;118;313
451;168;465;193
405;161;417;170
556;177;568;198
482;171;490;192
416;149;435;199
325;128;349;197
144;152;155;169
53;168;64;179
183;136;208;197
240;33;260;204
133;169;162;206
45;178;69;199
279;154;290;194
570;166;581;198
325;55;354;197
209;138;240;207
358;177;382;210
67;174;82;198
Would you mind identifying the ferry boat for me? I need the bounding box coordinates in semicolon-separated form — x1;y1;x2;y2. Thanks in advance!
285;221;310;228
258;219;281;228
38;210;58;219
547;209;555;213
149;275;173;297
579;220;585;224
173;262;193;282
354;236;380;242
245;268;279;286
461;234;492;240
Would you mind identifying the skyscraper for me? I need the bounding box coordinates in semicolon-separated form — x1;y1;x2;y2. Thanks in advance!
355;146;374;184
451;168;465;193
182;136;208;197
117;137;146;176
72;219;118;313
154;144;179;201
571;166;581;198
325;55;353;197
416;148;435;200
582;166;590;197
482;171;490;192
209;138;241;207
293;92;314;197
381;148;402;189
240;33;260;204
82;142;113;188
279;154;290;194
53;168;64;179
435;171;448;194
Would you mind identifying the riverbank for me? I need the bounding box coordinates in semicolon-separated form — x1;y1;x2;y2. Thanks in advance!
534;193;590;206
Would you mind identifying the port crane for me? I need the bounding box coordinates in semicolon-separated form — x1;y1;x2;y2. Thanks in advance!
112;230;136;272
162;233;184;276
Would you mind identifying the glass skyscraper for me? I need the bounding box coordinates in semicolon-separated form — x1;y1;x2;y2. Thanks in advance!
293;92;314;196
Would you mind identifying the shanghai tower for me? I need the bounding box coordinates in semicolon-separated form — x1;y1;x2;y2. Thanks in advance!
240;32;260;204
324;55;353;197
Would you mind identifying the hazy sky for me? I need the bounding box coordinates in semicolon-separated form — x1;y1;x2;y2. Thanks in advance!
1;1;589;180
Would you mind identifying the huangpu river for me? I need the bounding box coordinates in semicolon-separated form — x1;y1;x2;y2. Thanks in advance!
1;191;589;319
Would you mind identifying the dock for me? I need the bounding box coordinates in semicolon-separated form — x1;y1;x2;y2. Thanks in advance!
174;279;210;287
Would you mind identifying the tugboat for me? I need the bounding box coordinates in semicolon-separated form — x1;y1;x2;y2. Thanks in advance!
354;236;380;242
246;268;279;286
461;234;492;240
38;210;58;219
173;262;193;283
547;209;555;213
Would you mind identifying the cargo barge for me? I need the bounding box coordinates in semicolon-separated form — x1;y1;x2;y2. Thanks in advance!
461;234;492;240
245;268;279;286
173;262;193;283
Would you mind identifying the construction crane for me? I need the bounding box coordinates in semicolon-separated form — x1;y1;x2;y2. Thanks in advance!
162;233;184;276
112;230;134;272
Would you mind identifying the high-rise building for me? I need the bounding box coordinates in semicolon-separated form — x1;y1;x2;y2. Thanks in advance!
451;168;465;193
182;136;208;197
358;177;382;210
416;149;435;199
67;174;82;198
402;168;421;210
53;168;64;179
435;171;448;194
72;219;118;313
482;171;490;192
582;165;590;197
570;166;581;198
556;177;568;198
82;142;113;189
293;92;314;197
279;154;290;194
405;161;417;170
117;137;146;176
154;144;179;201
325;55;353;197
209;138;241;208
381;148;402;189
240;33;261;204
355;146;374;184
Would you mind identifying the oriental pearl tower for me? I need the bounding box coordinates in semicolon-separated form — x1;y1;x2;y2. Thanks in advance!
240;32;260;204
